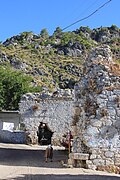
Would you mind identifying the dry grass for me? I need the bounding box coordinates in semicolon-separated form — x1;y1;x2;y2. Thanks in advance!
97;165;120;174
104;85;120;91
31;104;39;111
109;63;120;76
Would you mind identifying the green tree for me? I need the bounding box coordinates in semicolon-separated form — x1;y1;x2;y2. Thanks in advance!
0;82;4;110
40;28;49;39
0;67;36;110
20;31;33;39
53;27;62;38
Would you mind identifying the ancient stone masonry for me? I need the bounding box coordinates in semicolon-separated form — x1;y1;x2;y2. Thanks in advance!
19;90;74;145
71;45;120;170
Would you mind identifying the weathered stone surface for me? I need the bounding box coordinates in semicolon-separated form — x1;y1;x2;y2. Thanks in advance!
19;92;74;145
93;159;105;166
86;126;99;136
72;45;120;169
90;154;97;160
105;151;114;158
0;130;26;144
105;159;115;165
87;164;97;170
115;158;120;165
116;109;120;116
90;119;102;127
73;153;89;160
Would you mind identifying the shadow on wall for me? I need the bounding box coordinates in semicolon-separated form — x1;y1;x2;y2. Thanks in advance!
2;174;120;180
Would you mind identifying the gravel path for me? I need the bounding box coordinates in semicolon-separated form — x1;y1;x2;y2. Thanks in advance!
0;143;120;180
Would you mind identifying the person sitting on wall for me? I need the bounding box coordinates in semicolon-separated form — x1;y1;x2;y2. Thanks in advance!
45;144;53;162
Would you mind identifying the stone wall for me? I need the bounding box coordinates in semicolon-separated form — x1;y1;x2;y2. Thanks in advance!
0;130;26;144
0;111;24;143
72;45;120;169
0;111;20;131
19;91;74;145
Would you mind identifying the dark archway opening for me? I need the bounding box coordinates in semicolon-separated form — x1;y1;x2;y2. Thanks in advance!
37;122;54;145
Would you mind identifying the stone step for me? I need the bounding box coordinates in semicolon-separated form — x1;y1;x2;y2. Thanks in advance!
69;153;89;160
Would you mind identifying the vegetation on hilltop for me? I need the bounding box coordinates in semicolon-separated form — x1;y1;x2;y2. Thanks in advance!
0;25;120;110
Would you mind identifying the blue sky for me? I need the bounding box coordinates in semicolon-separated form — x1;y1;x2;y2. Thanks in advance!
0;0;119;42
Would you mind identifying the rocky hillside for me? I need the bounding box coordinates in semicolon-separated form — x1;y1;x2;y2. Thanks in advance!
0;25;120;92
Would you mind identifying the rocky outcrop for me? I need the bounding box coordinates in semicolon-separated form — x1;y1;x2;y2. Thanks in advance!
0;26;119;92
0;51;8;62
72;45;120;169
57;41;87;57
91;25;120;42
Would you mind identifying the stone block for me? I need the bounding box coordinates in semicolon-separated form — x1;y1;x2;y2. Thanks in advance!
105;151;114;158
115;154;120;158
90;119;102;127
113;90;120;95
93;159;105;166
90;154;97;159
73;153;89;160
86;160;93;165
69;153;74;159
87;164;97;170
97;97;107;105
87;126;99;136
105;159;114;165
97;155;102;159
116;109;120;117
115;158;120;165
68;158;74;166
99;94;108;99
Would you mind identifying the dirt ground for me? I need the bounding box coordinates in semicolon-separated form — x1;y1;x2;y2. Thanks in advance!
0;143;120;180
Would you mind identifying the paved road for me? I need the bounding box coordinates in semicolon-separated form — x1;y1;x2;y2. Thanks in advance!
0;143;120;180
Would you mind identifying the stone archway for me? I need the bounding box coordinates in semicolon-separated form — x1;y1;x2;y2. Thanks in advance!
19;93;74;145
37;122;54;145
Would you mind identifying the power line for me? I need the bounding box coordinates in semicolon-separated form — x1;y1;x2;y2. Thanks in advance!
62;0;112;31
3;0;112;54
73;0;99;22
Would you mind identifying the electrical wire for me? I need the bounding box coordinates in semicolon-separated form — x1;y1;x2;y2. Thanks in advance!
62;0;112;31
73;0;99;23
5;0;112;54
